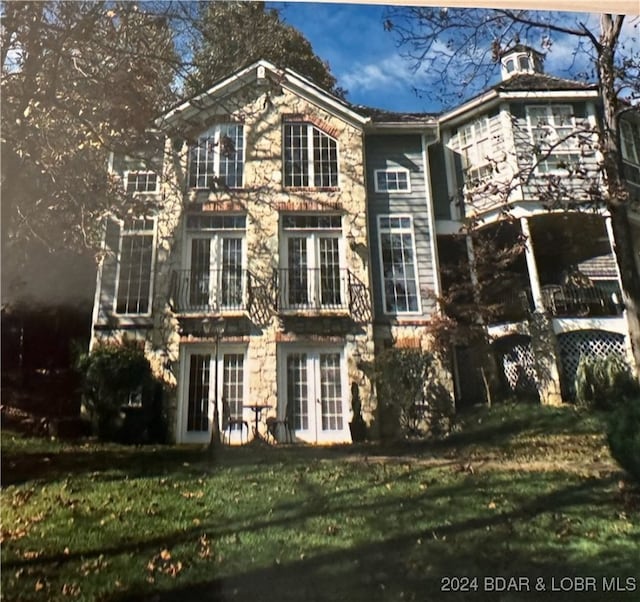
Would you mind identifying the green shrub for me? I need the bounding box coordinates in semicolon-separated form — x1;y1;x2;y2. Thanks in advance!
374;348;453;439
607;397;640;483
76;340;156;441
574;354;639;410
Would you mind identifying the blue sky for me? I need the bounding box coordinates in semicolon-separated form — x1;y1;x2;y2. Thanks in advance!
272;2;432;112
269;3;638;113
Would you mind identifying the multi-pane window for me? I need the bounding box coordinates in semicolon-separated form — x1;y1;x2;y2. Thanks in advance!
281;215;344;309
621;120;640;164
451;116;493;186
319;353;343;431
189;124;244;189
283;123;338;188
375;168;410;193
287;353;309;430
621;120;640;185
527;105;580;174
378;216;420;314
115;218;155;314
223;353;244;429
125;171;158;193
186;215;246;311
187;354;211;432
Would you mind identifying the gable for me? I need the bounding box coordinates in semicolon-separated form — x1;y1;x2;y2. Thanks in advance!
157;60;369;133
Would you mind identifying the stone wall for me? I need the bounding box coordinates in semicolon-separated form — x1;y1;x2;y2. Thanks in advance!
149;82;375;442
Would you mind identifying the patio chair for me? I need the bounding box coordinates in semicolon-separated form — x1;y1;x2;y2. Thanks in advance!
222;398;248;444
265;403;294;444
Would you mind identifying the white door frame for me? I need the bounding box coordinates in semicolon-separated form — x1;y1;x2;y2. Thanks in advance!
177;343;248;444
277;344;351;444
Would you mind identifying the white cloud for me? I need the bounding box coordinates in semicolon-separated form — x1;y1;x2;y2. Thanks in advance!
339;54;417;94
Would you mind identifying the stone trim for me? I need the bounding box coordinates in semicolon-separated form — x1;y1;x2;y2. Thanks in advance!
276;200;343;212
282;113;340;139
275;332;345;343
200;200;247;212
393;337;422;349
179;335;250;344
283;187;340;194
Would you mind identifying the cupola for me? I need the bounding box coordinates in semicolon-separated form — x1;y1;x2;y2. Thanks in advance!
499;44;544;80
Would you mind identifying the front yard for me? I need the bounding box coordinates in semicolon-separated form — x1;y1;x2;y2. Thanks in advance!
1;403;638;601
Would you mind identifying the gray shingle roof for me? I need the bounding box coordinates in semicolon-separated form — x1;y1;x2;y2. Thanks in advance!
495;72;597;92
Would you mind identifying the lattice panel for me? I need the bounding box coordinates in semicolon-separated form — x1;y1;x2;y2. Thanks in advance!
498;339;538;394
558;330;627;399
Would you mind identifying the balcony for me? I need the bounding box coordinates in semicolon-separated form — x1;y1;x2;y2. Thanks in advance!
541;284;623;318
274;268;371;321
169;269;274;325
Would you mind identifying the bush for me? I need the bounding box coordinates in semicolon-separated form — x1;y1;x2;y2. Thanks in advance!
607;397;640;483
76;340;159;441
374;348;453;439
574;354;639;411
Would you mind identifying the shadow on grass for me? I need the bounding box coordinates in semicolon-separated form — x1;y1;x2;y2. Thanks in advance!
0;401;604;487
99;476;634;602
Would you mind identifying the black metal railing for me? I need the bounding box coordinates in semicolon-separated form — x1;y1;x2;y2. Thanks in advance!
541;284;623;318
169;269;275;326
275;267;349;311
170;268;247;313
488;289;535;323
272;267;371;322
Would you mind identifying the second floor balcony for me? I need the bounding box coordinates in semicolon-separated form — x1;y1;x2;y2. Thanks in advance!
274;267;371;320
169;267;371;323
540;284;623;318
170;268;254;314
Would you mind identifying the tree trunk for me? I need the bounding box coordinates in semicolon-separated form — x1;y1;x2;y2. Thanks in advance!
597;14;640;375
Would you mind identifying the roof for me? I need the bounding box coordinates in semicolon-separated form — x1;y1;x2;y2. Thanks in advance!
156;59;370;130
578;254;618;279
499;44;545;59
495;72;597;93
353;105;438;124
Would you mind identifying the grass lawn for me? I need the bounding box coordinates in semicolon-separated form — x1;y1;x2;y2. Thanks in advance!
2;402;639;601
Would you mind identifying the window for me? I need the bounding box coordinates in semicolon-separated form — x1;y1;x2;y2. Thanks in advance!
222;353;245;430
115;218;155;315
283;123;338;188
518;56;531;70
125;171;158;193
280;215;344;309
375;168;410;193
189;124;244;189
621;120;640;165
378;216;420;314
527;105;580;174
185;215;246;311
451;116;493;186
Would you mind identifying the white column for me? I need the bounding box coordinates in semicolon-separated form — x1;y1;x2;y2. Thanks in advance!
604;215;624;287
520;217;545;312
465;234;484;326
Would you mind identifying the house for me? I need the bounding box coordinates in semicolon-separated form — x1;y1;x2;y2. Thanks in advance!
432;45;637;405
90;54;638;443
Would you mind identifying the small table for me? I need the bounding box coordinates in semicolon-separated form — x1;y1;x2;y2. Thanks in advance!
243;404;271;439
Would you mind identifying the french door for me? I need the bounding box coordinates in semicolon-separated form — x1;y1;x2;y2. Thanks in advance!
180;346;246;444
188;235;244;310
282;234;344;309
282;348;350;443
